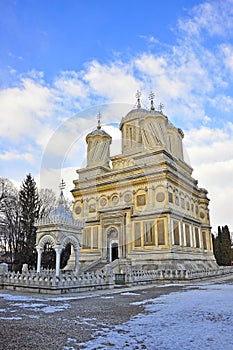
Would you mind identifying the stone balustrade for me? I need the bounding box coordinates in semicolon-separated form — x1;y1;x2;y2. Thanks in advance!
1;264;233;294
1;268;114;294
126;266;233;285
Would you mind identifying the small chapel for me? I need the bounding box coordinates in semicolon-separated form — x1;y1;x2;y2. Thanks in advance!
71;92;217;272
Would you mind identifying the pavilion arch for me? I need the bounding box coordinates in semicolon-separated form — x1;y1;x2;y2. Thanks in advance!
36;229;83;276
37;235;56;251
61;235;81;251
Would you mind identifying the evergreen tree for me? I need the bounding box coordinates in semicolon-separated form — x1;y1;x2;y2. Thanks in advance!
221;225;231;266
213;225;231;266
14;174;40;270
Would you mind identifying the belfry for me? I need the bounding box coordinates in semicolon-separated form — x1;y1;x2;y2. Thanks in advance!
71;92;217;273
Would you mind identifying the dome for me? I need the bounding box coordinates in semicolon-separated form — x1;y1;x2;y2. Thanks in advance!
48;203;73;220
35;192;83;228
120;108;161;129
86;127;111;141
86;116;112;142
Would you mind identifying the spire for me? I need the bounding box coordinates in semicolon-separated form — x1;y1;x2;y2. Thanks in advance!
149;91;155;110
135;90;141;109
97;112;101;130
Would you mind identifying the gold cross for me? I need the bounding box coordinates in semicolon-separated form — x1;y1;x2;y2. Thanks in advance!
159;102;164;113
97;112;101;129
149;91;155;110
59;179;66;191
135;90;141;109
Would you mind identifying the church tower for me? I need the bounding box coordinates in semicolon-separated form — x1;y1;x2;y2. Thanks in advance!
78;113;112;180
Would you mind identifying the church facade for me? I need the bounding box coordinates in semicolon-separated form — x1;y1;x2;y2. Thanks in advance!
71;94;216;271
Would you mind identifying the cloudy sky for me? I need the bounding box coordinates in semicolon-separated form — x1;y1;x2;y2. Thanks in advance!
0;0;233;233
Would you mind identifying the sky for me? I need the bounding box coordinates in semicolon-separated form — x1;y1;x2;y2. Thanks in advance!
0;0;233;233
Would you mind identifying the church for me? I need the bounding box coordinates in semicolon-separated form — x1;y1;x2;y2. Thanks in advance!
71;92;216;272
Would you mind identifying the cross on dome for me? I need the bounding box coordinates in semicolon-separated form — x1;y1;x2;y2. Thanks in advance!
159;102;164;114
59;179;66;191
135;90;141;109
149;91;155;110
97;112;101;129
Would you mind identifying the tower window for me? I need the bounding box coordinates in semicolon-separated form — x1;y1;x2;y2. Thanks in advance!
144;221;155;246
134;223;141;247
203;231;207;250
195;227;200;248
185;224;190;247
173;221;180;245
168;192;173;203
157;220;165;245
93;227;98;249
83;228;91;248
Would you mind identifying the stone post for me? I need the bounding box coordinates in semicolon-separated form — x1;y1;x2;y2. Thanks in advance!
75;248;80;273
36;248;42;273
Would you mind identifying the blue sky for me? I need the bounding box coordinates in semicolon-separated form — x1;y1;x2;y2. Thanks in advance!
0;0;233;232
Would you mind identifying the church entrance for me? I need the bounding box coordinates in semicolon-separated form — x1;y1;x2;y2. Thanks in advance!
111;243;118;261
107;226;119;262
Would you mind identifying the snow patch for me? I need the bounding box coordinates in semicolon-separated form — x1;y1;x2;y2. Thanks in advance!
77;283;233;350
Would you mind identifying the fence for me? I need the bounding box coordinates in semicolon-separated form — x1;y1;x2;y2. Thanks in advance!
1;264;233;294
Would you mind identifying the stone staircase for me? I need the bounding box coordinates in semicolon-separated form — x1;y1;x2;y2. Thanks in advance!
80;258;108;273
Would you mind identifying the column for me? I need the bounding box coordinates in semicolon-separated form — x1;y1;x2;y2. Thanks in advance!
183;223;187;246
36;248;42;273
198;228;202;248
189;225;193;247
170;219;174;245
178;221;182;246
193;227;196;248
75;248;80;273
55;247;62;277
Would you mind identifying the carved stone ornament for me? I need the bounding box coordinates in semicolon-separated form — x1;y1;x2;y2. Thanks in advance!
100;197;107;207
124;193;132;203
89;204;96;213
75;205;81;214
200;211;205;219
112;195;119;204
137;194;146;206
156;192;165;202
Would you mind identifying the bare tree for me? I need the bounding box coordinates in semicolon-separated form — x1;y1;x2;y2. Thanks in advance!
38;188;57;218
0;177;20;265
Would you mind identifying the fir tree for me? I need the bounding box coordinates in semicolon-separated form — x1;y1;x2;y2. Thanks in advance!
14;174;39;270
221;225;231;266
213;225;231;266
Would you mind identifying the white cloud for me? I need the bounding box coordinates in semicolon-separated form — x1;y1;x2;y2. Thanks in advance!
177;0;233;38
220;44;233;75
0;150;34;163
184;124;233;231
0;76;54;140
83;60;141;103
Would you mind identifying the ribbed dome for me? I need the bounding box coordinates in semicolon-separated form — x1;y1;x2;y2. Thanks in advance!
35;192;83;228
48;203;73;220
86;127;111;141
120;108;161;129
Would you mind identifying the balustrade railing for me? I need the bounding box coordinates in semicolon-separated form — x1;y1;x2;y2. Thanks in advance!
1;264;233;293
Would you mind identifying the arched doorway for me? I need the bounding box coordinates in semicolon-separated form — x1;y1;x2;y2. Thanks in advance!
111;242;118;261
107;227;119;262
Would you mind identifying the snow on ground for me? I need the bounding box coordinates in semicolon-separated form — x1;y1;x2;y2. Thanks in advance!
77;284;233;350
